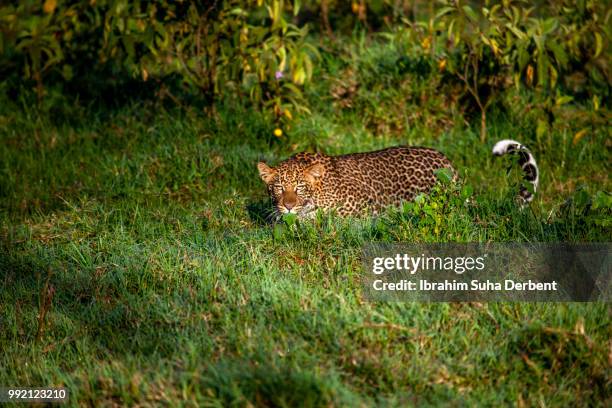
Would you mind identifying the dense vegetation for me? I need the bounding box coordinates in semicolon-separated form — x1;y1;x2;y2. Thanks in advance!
1;1;610;406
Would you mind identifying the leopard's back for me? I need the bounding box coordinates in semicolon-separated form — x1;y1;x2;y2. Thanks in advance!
322;146;455;215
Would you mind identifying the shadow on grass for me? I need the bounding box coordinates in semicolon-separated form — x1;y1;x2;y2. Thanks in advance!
0;249;210;358
246;199;273;226
200;359;339;406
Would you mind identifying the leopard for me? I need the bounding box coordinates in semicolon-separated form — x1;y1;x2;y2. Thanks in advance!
257;139;539;220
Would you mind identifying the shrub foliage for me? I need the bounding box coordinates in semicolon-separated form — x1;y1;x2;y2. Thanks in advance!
0;0;609;133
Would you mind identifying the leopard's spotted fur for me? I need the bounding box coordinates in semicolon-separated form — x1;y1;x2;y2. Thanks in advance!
257;141;538;219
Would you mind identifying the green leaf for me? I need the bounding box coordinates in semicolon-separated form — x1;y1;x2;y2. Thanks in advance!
282;213;298;228
541;18;558;35
592;191;612;210
402;202;415;215
435;6;455;19
461;184;473;200
517;43;529;71
61;64;73;80
292;66;306;85
293;0;300;16
505;23;526;40
537;52;549;86
434;167;453;185
548;41;568;67
594;32;603;57
462;5;478;22
423;206;434;217
555;95;573;106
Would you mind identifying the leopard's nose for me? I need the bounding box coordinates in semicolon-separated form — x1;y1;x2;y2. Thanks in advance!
282;190;297;210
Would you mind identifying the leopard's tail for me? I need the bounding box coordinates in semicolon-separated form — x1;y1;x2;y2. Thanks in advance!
492;139;539;204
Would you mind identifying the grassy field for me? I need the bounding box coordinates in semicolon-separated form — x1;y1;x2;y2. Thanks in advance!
1;45;611;405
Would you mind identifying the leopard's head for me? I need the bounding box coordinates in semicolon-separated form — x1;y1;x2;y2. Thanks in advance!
257;160;325;220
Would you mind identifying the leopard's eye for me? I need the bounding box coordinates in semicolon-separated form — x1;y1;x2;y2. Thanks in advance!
295;183;306;194
273;184;284;194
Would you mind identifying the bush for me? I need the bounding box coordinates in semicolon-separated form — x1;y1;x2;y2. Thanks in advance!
384;0;610;141
1;0;609;140
0;0;317;123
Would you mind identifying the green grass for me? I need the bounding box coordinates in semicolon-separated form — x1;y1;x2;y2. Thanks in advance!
1;64;610;405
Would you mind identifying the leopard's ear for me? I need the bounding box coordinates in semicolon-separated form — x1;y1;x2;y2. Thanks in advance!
304;163;325;183
257;162;276;183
